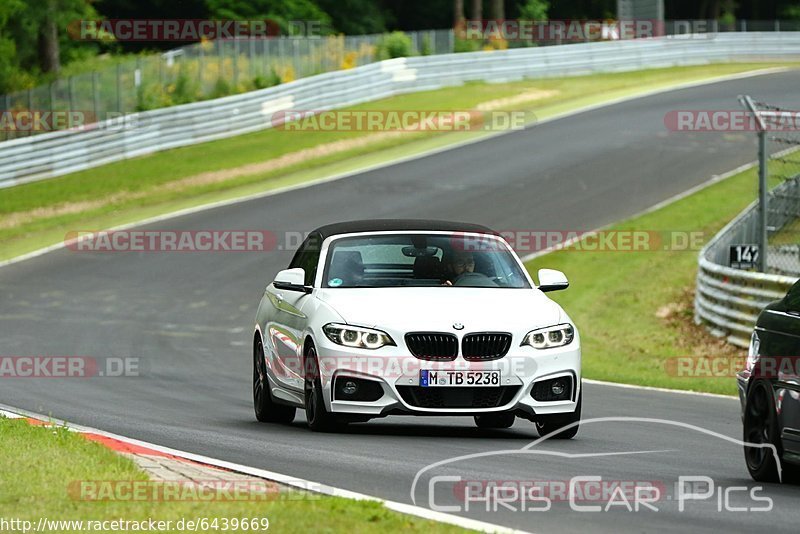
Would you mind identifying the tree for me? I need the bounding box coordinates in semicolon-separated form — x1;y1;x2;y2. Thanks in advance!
544;0;614;19
380;0;454;31
454;0;465;25
316;0;386;34
0;0;25;92
518;0;548;20
93;0;208;51
471;0;483;20
0;0;98;82
39;0;60;73
206;0;332;34
38;0;99;74
490;0;505;19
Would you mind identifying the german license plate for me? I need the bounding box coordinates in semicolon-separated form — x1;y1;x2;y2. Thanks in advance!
420;369;500;387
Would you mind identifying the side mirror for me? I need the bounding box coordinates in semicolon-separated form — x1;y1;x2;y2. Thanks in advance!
273;268;311;293
537;269;569;292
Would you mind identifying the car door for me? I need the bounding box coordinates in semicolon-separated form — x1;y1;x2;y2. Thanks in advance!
763;281;800;454
265;233;320;392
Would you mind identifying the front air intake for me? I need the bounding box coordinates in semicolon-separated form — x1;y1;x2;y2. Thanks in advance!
462;332;512;361
405;332;459;361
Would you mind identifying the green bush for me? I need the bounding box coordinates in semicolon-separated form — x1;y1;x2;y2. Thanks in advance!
252;67;282;90
420;36;433;56
375;31;413;60
211;77;232;99
136;83;168;111
170;73;200;105
454;38;482;53
719;11;736;29
518;0;549;20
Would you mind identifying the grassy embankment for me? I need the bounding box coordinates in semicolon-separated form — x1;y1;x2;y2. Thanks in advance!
0;417;464;533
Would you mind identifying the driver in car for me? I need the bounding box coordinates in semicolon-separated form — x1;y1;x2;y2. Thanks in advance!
451;251;475;280
441;250;491;286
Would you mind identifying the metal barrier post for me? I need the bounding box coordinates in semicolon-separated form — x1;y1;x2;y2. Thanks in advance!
233;38;239;89
116;63;122;113
92;72;99;120
758;128;768;272
742;95;769;272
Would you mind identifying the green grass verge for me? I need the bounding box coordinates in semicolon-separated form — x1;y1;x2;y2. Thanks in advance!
0;418;465;533
524;166;780;396
1;62;795;261
770;207;800;246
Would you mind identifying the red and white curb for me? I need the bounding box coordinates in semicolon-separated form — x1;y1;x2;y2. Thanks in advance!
0;404;528;534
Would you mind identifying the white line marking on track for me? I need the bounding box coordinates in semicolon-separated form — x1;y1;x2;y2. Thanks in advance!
584;378;738;400
0;403;528;534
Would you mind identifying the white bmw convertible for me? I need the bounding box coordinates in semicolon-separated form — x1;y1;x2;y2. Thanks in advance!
252;220;581;435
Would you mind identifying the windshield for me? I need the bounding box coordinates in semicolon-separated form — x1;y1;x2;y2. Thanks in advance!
322;233;530;288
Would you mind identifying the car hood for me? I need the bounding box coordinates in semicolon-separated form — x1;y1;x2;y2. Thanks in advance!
315;287;564;332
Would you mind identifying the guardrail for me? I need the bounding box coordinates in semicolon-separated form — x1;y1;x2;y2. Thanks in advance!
2;32;800;189
0;29;456;144
696;178;800;348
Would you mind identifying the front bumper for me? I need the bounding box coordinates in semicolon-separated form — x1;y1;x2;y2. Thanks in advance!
314;336;581;418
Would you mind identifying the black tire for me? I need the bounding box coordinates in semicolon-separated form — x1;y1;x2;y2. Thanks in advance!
535;389;581;439
474;412;516;429
784;462;800;484
253;338;296;424
304;343;344;432
744;381;782;482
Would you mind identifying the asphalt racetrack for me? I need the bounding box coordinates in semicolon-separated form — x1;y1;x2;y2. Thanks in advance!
2;70;800;532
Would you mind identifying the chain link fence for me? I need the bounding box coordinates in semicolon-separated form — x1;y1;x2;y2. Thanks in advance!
695;95;800;346
0;30;453;142
747;98;800;276
3;21;800;142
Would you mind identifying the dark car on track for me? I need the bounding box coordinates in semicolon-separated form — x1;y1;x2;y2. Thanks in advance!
739;279;800;482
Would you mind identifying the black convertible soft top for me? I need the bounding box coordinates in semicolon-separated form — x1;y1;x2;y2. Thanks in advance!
313;219;498;240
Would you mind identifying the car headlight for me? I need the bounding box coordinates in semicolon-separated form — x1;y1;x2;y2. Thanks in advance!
522;324;574;349
323;323;395;350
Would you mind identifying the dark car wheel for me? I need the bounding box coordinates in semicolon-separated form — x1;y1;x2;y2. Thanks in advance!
474;412;516;429
744;381;783;482
535;389;581;439
253;339;296;424
304;343;344;432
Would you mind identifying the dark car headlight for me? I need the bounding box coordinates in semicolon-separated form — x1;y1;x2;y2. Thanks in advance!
522;324;575;349
323;323;395;350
